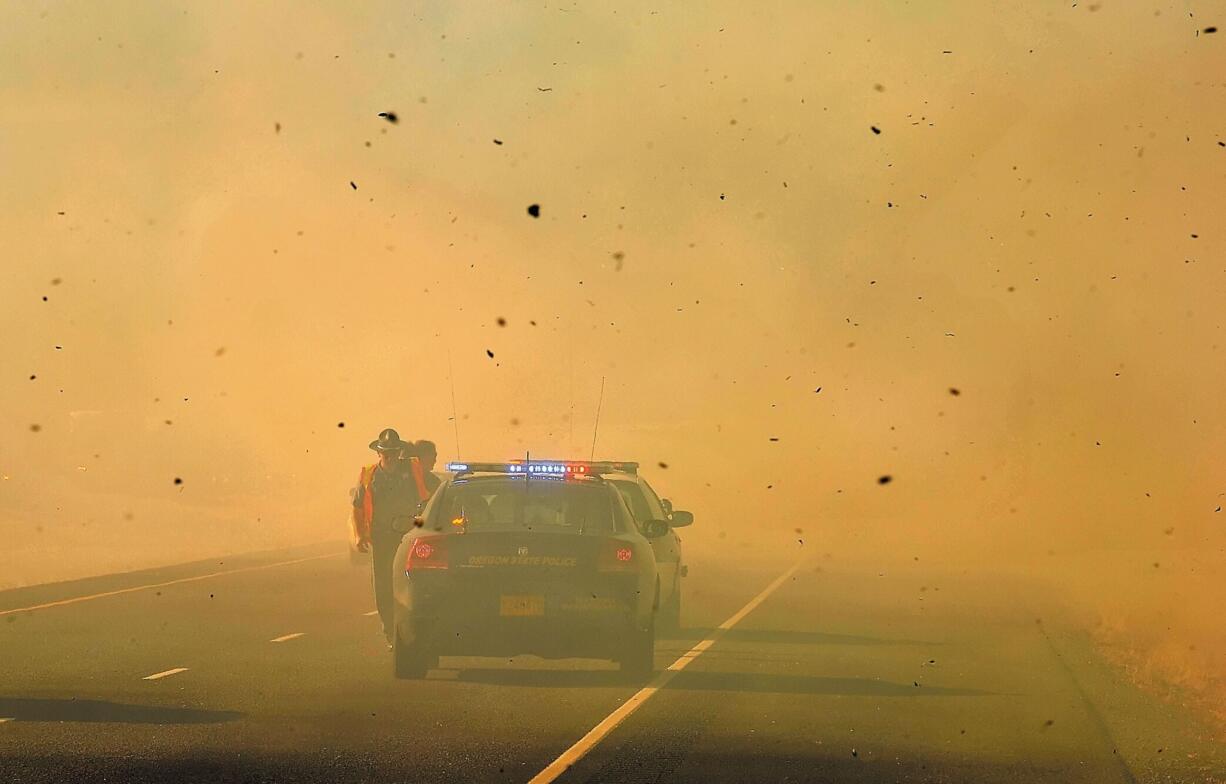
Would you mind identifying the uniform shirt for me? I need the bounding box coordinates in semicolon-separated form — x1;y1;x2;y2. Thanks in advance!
352;465;424;541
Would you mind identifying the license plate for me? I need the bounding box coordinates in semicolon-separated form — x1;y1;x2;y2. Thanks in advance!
499;595;545;617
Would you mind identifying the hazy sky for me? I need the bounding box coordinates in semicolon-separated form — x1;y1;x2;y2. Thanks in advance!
2;2;1224;591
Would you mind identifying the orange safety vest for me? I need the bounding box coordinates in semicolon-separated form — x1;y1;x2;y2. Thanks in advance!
407;456;429;499
351;458;429;542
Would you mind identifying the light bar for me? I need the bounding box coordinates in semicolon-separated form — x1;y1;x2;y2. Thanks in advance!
528;460;639;476
445;460;638;476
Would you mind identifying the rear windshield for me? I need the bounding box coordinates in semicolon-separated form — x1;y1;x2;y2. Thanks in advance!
434;478;619;534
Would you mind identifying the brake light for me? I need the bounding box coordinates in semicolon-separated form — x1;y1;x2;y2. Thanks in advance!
405;536;449;572
598;541;637;572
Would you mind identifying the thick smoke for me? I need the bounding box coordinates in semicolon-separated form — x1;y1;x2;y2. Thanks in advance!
1;0;1222;733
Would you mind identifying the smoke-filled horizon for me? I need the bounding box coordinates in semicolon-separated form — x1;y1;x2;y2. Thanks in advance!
2;0;1224;732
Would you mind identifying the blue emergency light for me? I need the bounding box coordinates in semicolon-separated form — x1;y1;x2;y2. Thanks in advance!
445;460;638;476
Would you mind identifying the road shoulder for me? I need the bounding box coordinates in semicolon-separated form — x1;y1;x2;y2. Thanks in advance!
1040;622;1226;782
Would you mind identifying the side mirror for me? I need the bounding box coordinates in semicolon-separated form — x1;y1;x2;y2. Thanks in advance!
392;515;423;534
642;519;671;538
668;510;694;527
661;498;674;514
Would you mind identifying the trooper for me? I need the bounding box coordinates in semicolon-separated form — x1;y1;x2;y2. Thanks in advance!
352;428;429;646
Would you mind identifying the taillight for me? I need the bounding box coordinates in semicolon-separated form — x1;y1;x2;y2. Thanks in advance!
598;540;637;572
405;536;449;572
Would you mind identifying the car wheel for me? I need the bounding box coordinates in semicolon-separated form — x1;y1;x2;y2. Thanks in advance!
392;625;431;680
618;619;655;677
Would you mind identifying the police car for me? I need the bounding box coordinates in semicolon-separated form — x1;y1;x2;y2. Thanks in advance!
600;467;692;631
387;460;694;679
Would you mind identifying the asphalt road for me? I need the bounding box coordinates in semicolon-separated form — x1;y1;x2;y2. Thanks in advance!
1;542;1222;783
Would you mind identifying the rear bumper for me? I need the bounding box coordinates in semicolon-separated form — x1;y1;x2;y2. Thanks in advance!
405;614;635;659
394;573;652;658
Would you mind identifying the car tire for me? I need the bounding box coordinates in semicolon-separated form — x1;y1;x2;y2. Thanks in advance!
618;619;655;677
392;626;431;680
659;581;682;634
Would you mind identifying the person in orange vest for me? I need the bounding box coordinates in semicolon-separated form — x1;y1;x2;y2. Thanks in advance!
351;428;431;645
413;439;442;498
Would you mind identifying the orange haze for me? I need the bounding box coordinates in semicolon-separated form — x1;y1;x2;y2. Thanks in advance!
2;0;1223;732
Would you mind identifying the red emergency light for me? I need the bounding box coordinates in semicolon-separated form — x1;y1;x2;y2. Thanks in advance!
445;460;638;476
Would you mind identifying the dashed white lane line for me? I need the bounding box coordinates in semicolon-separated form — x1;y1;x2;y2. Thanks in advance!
142;667;189;681
0;551;343;617
270;632;305;643
361;610;379;617
527;558;806;784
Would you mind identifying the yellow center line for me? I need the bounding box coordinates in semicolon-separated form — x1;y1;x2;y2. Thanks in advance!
527;558;805;784
0;552;343;617
142;667;189;681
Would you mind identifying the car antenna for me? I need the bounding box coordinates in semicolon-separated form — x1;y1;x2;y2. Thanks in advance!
447;348;462;460
568;349;575;453
589;376;605;461
522;450;532;518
